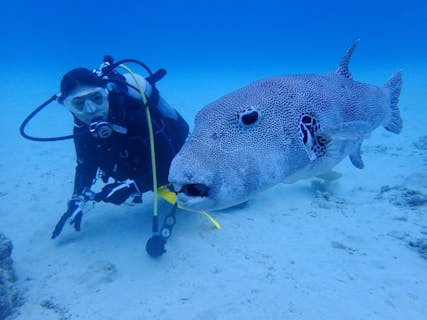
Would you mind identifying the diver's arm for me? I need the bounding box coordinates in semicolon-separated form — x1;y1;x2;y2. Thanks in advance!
73;162;97;196
51;132;97;239
72;132;98;196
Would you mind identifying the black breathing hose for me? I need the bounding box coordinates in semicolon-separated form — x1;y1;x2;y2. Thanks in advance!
19;94;77;141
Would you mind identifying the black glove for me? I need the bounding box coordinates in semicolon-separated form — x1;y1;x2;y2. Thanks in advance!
51;199;84;239
94;179;142;205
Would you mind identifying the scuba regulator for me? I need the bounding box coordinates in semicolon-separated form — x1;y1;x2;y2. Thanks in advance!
88;119;128;139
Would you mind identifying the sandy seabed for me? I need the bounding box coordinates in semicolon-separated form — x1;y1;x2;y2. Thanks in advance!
1;67;426;320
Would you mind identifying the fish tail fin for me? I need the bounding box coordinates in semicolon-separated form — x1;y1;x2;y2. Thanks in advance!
383;71;403;134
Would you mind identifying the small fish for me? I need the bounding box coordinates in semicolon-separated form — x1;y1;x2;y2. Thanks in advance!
169;40;402;211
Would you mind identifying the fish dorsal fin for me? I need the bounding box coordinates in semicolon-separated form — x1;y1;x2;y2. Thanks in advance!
336;39;360;79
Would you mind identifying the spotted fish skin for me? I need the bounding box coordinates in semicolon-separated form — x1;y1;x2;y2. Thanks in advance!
169;40;402;211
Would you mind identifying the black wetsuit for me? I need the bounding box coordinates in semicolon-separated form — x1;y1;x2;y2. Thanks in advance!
72;90;189;196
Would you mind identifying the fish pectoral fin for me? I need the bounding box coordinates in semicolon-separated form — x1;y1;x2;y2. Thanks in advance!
316;121;370;161
322;121;372;141
302;120;371;162
349;143;364;169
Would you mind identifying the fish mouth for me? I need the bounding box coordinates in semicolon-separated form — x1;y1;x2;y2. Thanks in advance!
171;182;215;210
175;183;210;198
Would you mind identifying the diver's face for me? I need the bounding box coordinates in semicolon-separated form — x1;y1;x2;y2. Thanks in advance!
63;85;109;124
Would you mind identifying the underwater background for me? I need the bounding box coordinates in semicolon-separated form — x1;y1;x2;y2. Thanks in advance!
1;0;427;319
1;0;426;118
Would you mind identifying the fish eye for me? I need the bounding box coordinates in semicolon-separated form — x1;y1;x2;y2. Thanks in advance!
238;106;260;127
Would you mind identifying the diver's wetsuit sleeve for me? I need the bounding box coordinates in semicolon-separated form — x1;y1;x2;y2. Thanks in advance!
72;129;98;196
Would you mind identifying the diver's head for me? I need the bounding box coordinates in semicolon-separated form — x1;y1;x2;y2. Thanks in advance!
59;68;110;125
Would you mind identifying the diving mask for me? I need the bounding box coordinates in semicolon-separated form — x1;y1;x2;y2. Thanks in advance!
63;86;109;124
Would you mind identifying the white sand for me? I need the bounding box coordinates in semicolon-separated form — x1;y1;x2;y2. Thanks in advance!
1;64;426;320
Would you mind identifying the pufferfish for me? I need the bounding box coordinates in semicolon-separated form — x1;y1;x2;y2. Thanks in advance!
169;40;402;211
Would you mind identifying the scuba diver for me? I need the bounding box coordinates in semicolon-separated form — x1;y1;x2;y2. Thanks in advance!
20;56;189;242
53;61;188;239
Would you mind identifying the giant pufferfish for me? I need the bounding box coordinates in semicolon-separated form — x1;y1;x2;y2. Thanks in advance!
169;40;402;211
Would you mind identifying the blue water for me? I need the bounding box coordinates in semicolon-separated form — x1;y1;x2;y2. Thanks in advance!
1;1;427;319
0;0;425;128
1;0;426;122
2;0;426;76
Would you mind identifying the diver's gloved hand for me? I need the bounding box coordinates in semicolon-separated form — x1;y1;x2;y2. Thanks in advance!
51;199;84;239
94;179;142;205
